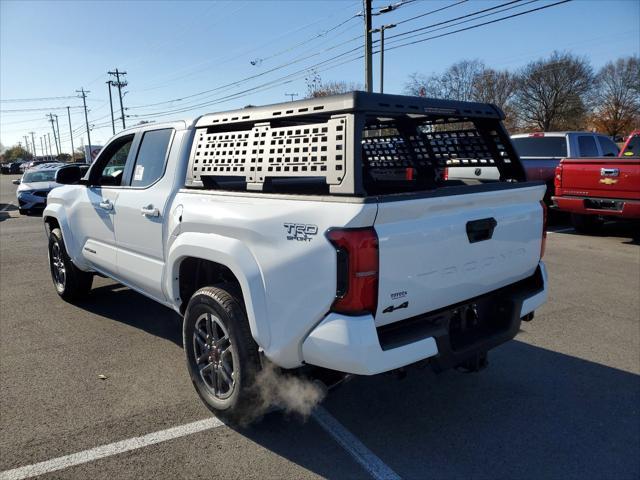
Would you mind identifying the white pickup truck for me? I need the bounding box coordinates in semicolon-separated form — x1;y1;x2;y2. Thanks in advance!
44;92;548;422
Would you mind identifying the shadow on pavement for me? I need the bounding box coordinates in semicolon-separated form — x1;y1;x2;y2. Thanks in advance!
83;283;183;346
294;341;639;479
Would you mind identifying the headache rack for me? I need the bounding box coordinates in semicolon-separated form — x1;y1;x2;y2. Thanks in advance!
185;91;525;196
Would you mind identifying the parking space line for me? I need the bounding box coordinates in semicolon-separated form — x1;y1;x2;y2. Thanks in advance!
548;227;575;234
0;417;225;480
313;406;402;480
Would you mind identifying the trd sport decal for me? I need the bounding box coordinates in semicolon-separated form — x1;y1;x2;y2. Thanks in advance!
283;223;318;242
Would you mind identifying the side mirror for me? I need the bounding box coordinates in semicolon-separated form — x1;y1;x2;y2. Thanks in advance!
12;179;20;185
55;166;82;185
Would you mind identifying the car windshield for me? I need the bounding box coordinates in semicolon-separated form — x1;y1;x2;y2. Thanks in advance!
512;136;568;157
23;170;57;183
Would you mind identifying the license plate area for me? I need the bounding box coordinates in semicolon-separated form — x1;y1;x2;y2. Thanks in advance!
584;198;623;211
448;297;512;351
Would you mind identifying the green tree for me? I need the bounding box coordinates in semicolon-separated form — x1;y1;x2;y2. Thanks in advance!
4;145;33;162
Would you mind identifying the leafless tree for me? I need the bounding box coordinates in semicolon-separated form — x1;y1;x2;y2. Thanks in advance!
589;56;640;137
403;72;444;98
440;59;486;102
512;51;593;131
304;70;361;98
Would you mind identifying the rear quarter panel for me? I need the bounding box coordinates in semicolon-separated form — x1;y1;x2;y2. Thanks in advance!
166;191;378;368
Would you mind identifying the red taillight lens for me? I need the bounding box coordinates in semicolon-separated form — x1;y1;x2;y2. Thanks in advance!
326;228;378;316
540;200;547;259
554;163;563;191
443;167;449;181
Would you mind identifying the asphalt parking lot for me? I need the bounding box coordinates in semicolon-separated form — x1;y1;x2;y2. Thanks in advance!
1;173;638;480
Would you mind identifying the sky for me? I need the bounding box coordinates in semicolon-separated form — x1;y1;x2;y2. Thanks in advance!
1;0;639;153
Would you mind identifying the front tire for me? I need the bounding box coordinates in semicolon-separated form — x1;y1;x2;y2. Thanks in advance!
183;286;261;424
48;228;93;302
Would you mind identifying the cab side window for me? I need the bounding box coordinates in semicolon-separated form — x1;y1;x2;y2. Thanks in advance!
90;135;135;186
129;129;173;188
597;136;619;157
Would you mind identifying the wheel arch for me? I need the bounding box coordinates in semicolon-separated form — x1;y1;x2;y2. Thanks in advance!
166;232;270;350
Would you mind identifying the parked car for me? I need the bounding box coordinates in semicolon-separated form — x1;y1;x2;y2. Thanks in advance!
20;160;51;173
13;163;84;215
43;92;548;423
552;130;640;232
445;131;620;203
1;161;26;174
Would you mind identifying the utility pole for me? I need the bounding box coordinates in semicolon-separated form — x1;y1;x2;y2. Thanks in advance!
47;133;53;161
108;68;127;129
30;132;36;159
23;136;30;156
76;88;92;160
371;24;396;93
285;92;298;102
106;81;116;135
54;114;62;156
40;137;45;160
363;0;373;92
66;107;75;160
47;114;60;157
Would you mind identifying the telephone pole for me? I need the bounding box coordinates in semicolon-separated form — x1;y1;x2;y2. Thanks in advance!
106;81;116;135
40;137;45;160
23;136;30;156
371;23;396;93
76;88;92;160
47;114;60;157
363;0;373;93
285;92;298;102
54;114;62;156
108;69;127;129
47;133;53;161
30;132;36;159
66;107;75;160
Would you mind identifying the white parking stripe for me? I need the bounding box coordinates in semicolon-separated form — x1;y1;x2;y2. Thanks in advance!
0;417;224;480
313;407;402;480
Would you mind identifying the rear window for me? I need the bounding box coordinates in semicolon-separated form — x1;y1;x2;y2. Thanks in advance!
622;135;640;157
511;136;567;158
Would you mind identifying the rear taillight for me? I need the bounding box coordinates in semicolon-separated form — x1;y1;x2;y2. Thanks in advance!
326;227;378;316
443;167;449;181
540;200;547;259
554;163;563;191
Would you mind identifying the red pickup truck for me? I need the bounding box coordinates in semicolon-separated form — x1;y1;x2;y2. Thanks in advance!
552;130;640;232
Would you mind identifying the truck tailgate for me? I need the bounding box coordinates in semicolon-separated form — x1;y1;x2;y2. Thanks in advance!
374;183;545;327
559;158;640;199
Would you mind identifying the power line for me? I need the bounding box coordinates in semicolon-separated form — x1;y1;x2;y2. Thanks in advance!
1;106;84;113
0;95;78;103
394;0;469;26
385;0;572;52
384;0;539;48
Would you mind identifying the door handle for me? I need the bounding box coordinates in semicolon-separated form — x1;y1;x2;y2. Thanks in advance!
600;168;619;177
99;200;113;210
141;205;160;217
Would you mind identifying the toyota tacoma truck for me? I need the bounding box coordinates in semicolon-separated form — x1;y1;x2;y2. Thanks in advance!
445;131;620;203
43;92;548;422
552;130;640;232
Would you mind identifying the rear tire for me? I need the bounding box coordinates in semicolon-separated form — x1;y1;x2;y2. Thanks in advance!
571;213;604;234
183;286;261;424
18;209;27;215
48;228;93;302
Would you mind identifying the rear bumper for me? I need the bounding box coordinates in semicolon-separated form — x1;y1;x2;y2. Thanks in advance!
302;262;548;375
552;195;640;219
